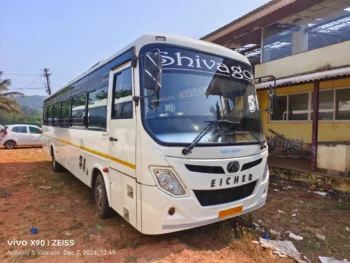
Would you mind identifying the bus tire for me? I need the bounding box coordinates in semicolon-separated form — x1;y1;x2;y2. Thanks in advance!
52;153;64;172
94;173;115;218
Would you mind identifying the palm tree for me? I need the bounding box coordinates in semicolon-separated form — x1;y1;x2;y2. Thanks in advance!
0;71;24;114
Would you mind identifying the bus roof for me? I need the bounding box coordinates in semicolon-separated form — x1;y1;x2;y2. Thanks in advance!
45;34;250;101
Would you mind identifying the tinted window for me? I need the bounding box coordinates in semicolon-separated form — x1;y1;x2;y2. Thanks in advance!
88;87;108;129
47;106;53;124
60;101;70;127
13;126;27;133
29;127;41;134
114;102;133;119
43;108;46;125
53;104;60;126
71;94;86;127
112;68;133;119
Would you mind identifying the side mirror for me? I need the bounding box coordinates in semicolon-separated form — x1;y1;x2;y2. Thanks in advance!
268;85;276;110
265;107;274;114
143;49;162;93
255;75;276;114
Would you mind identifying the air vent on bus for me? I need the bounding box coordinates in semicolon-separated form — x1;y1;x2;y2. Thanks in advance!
185;164;225;174
193;181;257;206
241;158;263;171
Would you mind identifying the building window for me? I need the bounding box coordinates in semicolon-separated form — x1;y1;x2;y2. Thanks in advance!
271;95;287;121
87;86;108;129
312;90;334;121
270;88;350;122
288;93;308;121
60;101;70;127
71;94;86;127
336;89;350;120
112;68;133;119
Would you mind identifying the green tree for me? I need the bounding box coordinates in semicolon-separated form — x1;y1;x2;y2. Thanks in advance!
0;71;24;114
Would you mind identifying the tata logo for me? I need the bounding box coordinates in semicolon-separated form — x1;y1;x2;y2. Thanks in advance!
227;161;240;173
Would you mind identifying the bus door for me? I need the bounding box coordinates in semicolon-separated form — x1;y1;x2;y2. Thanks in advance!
108;62;137;227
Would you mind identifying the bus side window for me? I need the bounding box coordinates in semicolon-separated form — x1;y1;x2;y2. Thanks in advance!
60;100;70;128
87;86;108;129
53;103;60;126
47;106;53;125
71;94;87;127
43;107;46;125
112;68;133;119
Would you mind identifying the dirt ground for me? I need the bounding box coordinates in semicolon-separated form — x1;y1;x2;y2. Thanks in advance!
0;147;349;263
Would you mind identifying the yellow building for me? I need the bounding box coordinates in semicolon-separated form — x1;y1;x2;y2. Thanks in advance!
203;0;350;174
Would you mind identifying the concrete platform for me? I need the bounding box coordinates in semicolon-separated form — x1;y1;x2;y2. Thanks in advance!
268;156;350;193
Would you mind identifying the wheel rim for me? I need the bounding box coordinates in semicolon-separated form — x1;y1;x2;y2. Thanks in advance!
95;182;103;211
6;141;15;148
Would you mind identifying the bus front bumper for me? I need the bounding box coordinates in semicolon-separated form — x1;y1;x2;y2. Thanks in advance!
140;173;269;235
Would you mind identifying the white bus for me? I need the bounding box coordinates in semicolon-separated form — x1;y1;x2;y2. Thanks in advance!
43;34;274;235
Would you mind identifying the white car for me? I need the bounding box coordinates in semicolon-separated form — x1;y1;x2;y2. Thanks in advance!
0;124;43;149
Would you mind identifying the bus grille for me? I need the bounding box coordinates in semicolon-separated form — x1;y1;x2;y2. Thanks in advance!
185;164;225;174
193;181;257;207
241;158;262;171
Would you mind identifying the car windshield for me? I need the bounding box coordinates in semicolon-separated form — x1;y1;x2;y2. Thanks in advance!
141;46;264;145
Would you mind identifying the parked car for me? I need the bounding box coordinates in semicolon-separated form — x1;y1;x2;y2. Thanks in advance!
0;125;4;137
0;124;43;149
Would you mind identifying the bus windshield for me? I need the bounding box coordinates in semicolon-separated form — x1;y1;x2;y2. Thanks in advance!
141;46;264;145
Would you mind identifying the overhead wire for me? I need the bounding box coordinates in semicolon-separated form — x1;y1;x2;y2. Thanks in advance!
7;74;44;91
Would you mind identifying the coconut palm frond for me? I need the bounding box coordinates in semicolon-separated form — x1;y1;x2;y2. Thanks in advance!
0;101;22;114
0;91;24;97
0;79;11;90
0;72;23;114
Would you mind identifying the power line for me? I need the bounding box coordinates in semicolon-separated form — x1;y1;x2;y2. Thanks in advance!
25;75;42;88
7;74;43;91
4;73;43;76
8;88;45;90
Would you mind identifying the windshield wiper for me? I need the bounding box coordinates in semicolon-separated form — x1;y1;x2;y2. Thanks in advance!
182;119;239;155
235;131;266;150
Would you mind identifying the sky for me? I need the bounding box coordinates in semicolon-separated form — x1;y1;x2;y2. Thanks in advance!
1;0;269;96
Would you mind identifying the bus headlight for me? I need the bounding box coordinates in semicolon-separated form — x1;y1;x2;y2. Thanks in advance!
262;163;269;182
153;169;186;196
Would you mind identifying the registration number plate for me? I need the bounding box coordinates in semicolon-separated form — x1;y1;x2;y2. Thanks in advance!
218;205;243;219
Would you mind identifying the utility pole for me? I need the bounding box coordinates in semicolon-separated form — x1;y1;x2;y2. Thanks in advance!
43;68;52;95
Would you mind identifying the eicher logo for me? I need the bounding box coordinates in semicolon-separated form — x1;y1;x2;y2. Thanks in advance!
159;50;254;83
210;174;253;188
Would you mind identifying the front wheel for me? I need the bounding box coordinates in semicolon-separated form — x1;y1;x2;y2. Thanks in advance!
94;173;115;218
52;154;64;172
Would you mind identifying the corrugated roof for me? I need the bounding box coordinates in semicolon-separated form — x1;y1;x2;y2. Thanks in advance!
255;67;350;89
201;0;290;42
